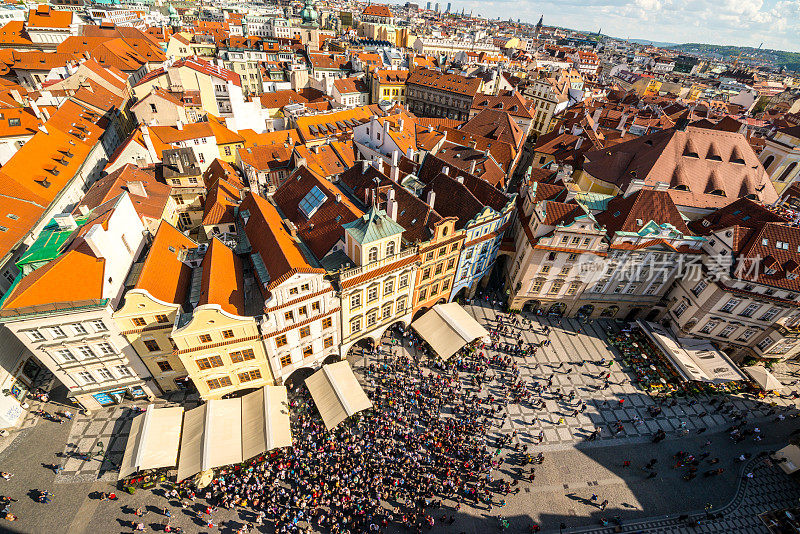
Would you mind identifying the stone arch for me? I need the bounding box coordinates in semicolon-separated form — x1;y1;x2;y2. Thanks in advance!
547;302;566;316
600;305;620;317
284;367;315;390
577;304;595;317
523;299;541;313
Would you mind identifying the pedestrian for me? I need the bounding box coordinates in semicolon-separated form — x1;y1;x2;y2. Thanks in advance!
600;499;608;510
618;399;625;407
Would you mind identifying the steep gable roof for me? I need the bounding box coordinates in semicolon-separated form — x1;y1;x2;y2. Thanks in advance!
197;238;245;316
135;221;196;305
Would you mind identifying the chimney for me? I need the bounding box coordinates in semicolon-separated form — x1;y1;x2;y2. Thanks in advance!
175;118;184;130
30;100;42;120
426;190;436;209
296;157;307;168
335;193;341;202
398;118;404;131
127;180;148;197
469;139;477;149
53;213;77;231
456;175;464;184
575;137;583;150
386;188;398;220
370;114;378;136
617;112;628;130
383;118;390;138
592;107;602;124
77;205;90;216
442;165;450;176
141;128;158;161
470;159;477;174
362;160;370;173
624;178;646;198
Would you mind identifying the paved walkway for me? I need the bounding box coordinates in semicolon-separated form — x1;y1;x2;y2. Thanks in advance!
464;303;799;451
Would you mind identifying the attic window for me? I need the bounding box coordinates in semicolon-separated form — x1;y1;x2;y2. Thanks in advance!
709;189;725;196
674;185;689;191
762;238;769;246
742;215;751;221
6;214;17;220
644;139;653;146
0;226;7;232
168;246;176;253
612;211;621;217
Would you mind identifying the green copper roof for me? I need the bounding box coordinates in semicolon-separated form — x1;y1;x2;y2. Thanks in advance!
16;215;90;271
574;191;614;211
343;206;405;245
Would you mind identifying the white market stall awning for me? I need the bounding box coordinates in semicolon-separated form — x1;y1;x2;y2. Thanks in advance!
773;444;800;474
305;361;372;431
636;320;747;384
742;365;786;392
119;405;184;479
411;302;489;360
176;386;292;481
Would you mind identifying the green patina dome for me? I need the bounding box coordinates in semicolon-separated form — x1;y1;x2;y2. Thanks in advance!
301;0;318;26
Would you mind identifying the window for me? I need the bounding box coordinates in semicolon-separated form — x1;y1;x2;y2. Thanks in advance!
396;298;406;313
57;349;76;362
222;329;234;339
207;376;233;389
560;265;571;275
465;248;473;260
312;301;320;312
382;302;392;319
198;153;205;164
368;247;378;263
276;335;288;348
155;314;169;324
280;354;292;367
419;288;427;301
699;320;718;334
446;258;456;270
367;286;378;302
399;275;408;289
97;342;115;355
566;281;580;296
673;301;688;317
199;334;212;343
196;356;223;370
284;311;294;322
422;268;431;280
299;326;311;338
143;340;160;352
157;360;173;372
97;368;114;381
150;103;157;113
91;320;108;332
739;303;761;318
386;241;396;256
300;283;310;292
224;146;232;156
719;298;741;313
737;329;757;342
560;235;569;244
302;346;313;358
691;280;707;296
442;279;450;291
289;287;298;295
78;371;96;384
540;265;551;275
298;306;308;318
50;326;66;338
548;280;564;294
322;316;333;329
132;317;147;327
72;323;88;335
26;330;45;342
324;336;334;348
759;307;781;322
238;369;262;382
351;293;362;309
230;348;255;363
531;278;545;293
350;317;362;334
116;365;133;377
450;243;458;252
718;325;736;338
757;338;774;351
384;279;394;295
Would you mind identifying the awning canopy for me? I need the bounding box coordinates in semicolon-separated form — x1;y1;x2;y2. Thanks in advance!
176;386;292;481
742;365;786;392
119;405;184;479
636;320;747;384
305;361;372;431
0;394;23;429
411;302;489;360
773;444;800;474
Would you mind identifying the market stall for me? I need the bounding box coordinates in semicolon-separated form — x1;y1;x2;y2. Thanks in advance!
411;302;489;360
176;386;292;481
119;405;184;480
306;361;372;430
742;365;786;394
772;444;800;475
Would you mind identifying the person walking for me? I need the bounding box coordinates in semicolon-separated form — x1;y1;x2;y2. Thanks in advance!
600;499;608;511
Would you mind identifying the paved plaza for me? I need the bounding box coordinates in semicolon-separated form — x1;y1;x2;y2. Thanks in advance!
0;306;797;533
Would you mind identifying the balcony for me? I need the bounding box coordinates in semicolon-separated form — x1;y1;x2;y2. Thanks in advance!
340;247;418;283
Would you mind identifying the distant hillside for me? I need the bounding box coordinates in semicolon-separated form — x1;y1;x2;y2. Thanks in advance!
626;38;677;48
668;43;800;71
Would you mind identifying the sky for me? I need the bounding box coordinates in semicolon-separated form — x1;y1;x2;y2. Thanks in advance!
410;0;800;52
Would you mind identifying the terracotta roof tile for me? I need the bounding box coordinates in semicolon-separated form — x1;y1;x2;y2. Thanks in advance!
198;238;245;316
135;221;197;305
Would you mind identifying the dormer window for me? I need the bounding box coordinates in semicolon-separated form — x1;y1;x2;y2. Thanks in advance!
368;247;378;263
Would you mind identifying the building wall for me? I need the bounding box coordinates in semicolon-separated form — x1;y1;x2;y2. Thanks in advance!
172;305;274;400
413;219;463;314
260;272;341;383
113;290;187;392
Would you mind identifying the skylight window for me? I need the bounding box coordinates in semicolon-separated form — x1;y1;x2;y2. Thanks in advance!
299;185;327;219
